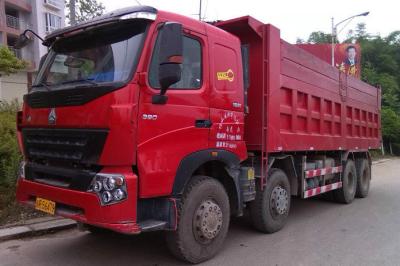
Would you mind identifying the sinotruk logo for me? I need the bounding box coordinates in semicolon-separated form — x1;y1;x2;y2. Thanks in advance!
48;108;57;125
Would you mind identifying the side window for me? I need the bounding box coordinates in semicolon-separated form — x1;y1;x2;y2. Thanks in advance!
149;35;202;89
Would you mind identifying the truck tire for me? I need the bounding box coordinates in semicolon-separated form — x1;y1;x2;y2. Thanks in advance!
249;168;291;233
165;176;230;264
355;159;371;198
333;159;357;204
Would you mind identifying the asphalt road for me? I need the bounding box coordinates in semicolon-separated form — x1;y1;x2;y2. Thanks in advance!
1;159;400;266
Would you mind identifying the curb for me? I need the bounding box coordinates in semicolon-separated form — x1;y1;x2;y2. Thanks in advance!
0;218;76;242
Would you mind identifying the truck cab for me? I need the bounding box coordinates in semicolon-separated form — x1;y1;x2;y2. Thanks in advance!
16;6;247;263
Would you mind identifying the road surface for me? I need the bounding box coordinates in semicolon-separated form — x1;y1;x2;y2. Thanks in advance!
1;159;399;266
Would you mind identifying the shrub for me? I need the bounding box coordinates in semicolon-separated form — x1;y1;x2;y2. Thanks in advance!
0;99;21;187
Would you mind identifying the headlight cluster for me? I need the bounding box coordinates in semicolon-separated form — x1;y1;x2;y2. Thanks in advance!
89;174;127;205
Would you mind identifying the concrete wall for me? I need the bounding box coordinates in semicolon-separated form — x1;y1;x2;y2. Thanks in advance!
0;72;27;103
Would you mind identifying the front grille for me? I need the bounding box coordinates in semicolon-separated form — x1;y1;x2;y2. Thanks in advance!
25;162;96;191
22;128;108;166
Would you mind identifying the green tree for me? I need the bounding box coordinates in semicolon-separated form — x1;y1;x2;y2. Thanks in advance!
381;108;400;154
307;31;337;44
65;0;105;25
0;46;27;77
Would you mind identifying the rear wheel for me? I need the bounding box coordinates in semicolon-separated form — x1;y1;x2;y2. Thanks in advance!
355;159;371;198
249;168;291;233
333;159;357;204
165;176;230;264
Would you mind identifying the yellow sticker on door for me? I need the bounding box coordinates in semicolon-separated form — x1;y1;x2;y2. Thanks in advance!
217;69;234;82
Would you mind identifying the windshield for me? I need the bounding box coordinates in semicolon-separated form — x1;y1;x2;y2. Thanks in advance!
33;20;149;90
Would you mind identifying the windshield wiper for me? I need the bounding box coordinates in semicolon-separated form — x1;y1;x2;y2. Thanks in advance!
61;78;98;86
31;81;51;91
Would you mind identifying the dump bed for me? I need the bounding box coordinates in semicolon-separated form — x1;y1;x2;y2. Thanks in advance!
216;17;381;153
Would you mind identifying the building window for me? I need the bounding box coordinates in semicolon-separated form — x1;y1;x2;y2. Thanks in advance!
45;13;61;33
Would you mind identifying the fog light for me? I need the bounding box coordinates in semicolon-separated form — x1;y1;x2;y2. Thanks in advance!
102;191;113;204
103;177;116;191
93;181;102;192
113;189;125;201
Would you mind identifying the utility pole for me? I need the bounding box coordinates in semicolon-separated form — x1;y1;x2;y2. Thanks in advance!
331;17;335;66
198;0;202;21
70;0;77;26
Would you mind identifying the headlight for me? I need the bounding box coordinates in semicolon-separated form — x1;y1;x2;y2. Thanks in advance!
113;189;125;201
103;177;116;191
18;161;26;179
93;181;102;192
89;174;127;206
101;191;113;204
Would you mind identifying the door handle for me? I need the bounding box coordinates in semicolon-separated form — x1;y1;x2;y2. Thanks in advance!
195;119;212;128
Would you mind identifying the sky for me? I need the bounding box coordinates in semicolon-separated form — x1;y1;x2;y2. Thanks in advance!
99;0;399;43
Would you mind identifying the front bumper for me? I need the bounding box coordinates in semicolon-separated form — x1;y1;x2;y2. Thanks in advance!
16;168;141;234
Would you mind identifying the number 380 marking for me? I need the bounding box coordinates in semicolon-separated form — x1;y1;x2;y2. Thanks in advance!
142;114;158;120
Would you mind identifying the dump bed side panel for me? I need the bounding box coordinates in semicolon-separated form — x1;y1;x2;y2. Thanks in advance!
264;29;381;153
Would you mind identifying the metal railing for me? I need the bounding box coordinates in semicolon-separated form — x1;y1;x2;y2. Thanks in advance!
6;15;21;29
7;46;22;59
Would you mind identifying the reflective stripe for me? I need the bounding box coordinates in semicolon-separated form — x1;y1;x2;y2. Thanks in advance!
304;181;342;198
305;166;342;178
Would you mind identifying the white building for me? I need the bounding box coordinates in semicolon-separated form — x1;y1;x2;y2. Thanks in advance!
0;0;65;102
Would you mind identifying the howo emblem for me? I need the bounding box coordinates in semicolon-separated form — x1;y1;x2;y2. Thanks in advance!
48;108;57;125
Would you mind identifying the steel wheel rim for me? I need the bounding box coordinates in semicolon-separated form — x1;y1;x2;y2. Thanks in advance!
193;199;223;244
270;185;289;217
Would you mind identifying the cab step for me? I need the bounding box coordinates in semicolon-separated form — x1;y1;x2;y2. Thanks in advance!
138;220;167;232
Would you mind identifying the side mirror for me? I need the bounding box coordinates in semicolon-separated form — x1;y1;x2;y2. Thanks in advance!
14;29;45;49
14;33;31;49
152;22;183;104
38;53;48;70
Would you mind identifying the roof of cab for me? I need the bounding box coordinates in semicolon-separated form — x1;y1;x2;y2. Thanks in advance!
43;5;157;46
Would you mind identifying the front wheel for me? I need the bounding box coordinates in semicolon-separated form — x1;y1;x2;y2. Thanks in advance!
249;168;291;233
165;176;230;264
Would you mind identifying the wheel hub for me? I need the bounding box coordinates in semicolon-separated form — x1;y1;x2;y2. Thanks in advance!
270;186;289;215
193;200;223;242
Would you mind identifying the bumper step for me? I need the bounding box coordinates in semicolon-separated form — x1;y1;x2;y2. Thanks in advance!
138;220;167;232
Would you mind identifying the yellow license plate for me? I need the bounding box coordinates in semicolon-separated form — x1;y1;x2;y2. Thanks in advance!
35;197;56;215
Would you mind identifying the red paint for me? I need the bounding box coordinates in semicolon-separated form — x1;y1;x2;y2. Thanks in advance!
16;9;381;230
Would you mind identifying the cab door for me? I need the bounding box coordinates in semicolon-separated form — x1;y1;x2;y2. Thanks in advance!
208;38;247;161
137;25;210;198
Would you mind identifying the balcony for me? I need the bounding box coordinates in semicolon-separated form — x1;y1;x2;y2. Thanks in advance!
6;15;20;29
44;0;63;10
4;0;32;13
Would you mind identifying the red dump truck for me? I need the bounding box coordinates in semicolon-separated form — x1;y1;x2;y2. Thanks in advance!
15;6;381;263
